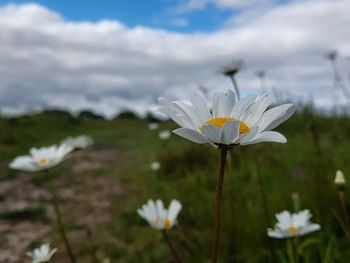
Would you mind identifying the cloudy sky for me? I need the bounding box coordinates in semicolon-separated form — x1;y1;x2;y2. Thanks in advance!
0;0;349;118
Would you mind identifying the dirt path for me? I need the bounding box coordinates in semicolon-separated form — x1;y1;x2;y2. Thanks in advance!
0;146;126;263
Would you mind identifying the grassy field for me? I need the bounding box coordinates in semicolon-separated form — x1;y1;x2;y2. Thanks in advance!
0;108;350;262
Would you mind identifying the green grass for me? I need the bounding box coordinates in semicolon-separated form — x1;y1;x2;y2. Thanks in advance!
1;109;350;262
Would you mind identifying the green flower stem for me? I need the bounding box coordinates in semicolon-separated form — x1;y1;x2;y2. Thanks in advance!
286;239;293;263
211;146;228;263
292;237;300;263
46;171;77;263
162;230;183;263
287;237;299;263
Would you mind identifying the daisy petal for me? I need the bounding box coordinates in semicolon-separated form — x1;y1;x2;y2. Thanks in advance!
299;223;321;236
257;103;297;132
202;124;221;144
221;120;240;145
242;93;272;127
240;131;287;145
276;211;292;229
172;102;203;128
167;200;182;224
231;95;257;119
173;128;207;144
293;209;311;227
267;229;285;239
190;93;212;121
237;126;259;144
212;92;222;118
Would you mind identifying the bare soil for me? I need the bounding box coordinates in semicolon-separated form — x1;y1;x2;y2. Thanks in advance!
0;146;125;263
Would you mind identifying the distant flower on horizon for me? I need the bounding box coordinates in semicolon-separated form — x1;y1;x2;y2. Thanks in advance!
220;60;243;77
60;135;94;150
148;122;159;130
335;170;346;186
27;243;57;263
9;144;73;172
267;209;320;239
150;161;160;171
137;199;182;230
158;89;296;147
159;130;171;140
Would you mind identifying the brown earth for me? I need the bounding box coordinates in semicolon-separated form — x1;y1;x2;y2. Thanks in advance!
0;146;125;263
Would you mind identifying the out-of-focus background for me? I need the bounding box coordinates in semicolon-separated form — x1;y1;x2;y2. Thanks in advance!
0;0;350;262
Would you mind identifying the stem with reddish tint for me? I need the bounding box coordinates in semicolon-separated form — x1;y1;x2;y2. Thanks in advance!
211;146;228;263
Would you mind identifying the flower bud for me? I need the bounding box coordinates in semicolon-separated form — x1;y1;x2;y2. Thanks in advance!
334;170;346;188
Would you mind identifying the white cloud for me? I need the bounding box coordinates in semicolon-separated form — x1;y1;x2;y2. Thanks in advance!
169;18;189;27
0;1;349;118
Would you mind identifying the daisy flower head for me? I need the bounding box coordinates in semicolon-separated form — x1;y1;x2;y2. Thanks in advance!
159;130;171;140
137;199;182;230
150;161;160;171
148;122;159;130
9;144;73;172
60;135;94;150
27;243;57;263
158;89;296;147
267;209;321;239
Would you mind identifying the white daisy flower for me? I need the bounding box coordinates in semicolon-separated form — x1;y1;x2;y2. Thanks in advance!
159;130;171;140
334;170;346;185
148;122;159;130
60;135;94;150
27;243;57;263
158;90;296;146
9;144;73;172
267;209;321;239
150;161;160;171
137;199;182;230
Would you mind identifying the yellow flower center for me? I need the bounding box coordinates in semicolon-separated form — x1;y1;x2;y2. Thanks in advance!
164;218;172;230
202;117;250;135
39;158;48;166
289;226;298;236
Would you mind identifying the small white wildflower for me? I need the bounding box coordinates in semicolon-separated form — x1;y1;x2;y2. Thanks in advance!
27;243;57;263
9;144;73;172
267;209;320;239
148;123;159;130
60;135;94;150
137;199;182;230
150;162;160;171
159;130;171;140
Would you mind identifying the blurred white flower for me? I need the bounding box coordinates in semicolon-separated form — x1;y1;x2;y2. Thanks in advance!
9;144;73;172
148;122;159;130
27;243;57;263
159;130;171;140
158;90;296;146
137;199;182;230
267;209;320;239
60;135;94;150
150;161;160;171
335;170;346;185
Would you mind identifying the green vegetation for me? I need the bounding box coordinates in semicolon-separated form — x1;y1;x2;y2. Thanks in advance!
0;109;350;262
